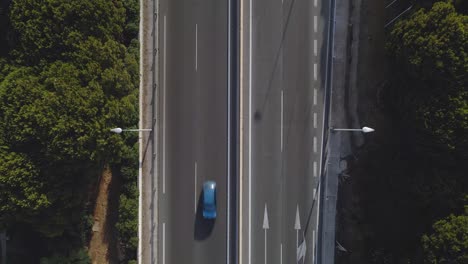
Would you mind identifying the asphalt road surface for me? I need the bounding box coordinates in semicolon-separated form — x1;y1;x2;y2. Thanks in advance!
242;0;330;263
157;0;228;263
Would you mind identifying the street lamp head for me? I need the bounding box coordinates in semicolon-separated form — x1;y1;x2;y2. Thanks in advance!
110;127;123;134
362;127;375;133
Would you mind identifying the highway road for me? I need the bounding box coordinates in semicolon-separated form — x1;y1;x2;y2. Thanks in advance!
240;0;330;263
155;0;229;263
140;0;332;262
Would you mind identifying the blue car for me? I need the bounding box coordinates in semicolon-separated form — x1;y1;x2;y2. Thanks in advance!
203;181;217;219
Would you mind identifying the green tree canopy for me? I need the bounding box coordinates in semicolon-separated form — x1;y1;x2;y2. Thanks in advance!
0;0;139;260
40;248;90;264
422;213;468;263
0;52;138;236
0;148;50;225
387;1;468;153
116;185;138;261
122;0;140;45
388;1;467;85
9;0;126;64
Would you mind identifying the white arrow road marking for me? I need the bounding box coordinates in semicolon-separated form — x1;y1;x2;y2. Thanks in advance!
295;205;306;262
263;204;269;264
297;237;307;262
295;205;301;258
263;204;270;229
295;205;301;230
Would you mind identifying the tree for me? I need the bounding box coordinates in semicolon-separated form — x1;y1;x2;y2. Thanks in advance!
116;186;138;262
0;54;138;237
357;3;468;262
40;248;91;264
9;0;125;64
122;0;140;45
422;214;468;263
0;0;140;261
388;2;467;85
387;1;468;153
0;148;50;226
0;64;106;163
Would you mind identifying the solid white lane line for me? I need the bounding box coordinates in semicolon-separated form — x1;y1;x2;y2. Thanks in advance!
314;39;317;56
312;230;316;264
162;222;166;264
314;63;317;81
313;161;317;177
313;88;317;105
313;137;317;153
194;162;197;213
249;0;253;262
313;112;317;128
195;24;198;71
315;185;320;234
280;243;283;264
163;15;167;194
314;16;318;33
281;90;284;152
296;230;299;261
264;230;267;264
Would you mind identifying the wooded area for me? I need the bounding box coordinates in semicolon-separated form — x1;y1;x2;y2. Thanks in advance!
0;0;139;263
386;2;467;261
339;1;467;263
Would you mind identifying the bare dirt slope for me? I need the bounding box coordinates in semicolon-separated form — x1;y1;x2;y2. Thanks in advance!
88;167;119;264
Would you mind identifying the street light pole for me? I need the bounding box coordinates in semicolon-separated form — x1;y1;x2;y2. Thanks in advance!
110;127;152;134
330;126;375;133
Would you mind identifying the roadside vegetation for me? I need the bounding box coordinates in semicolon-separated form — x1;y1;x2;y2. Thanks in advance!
338;1;466;263
384;2;467;261
0;0;139;263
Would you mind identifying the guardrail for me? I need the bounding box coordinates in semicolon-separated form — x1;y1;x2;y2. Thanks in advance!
316;0;336;262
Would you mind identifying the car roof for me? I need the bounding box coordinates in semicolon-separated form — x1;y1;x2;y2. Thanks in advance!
203;181;216;202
